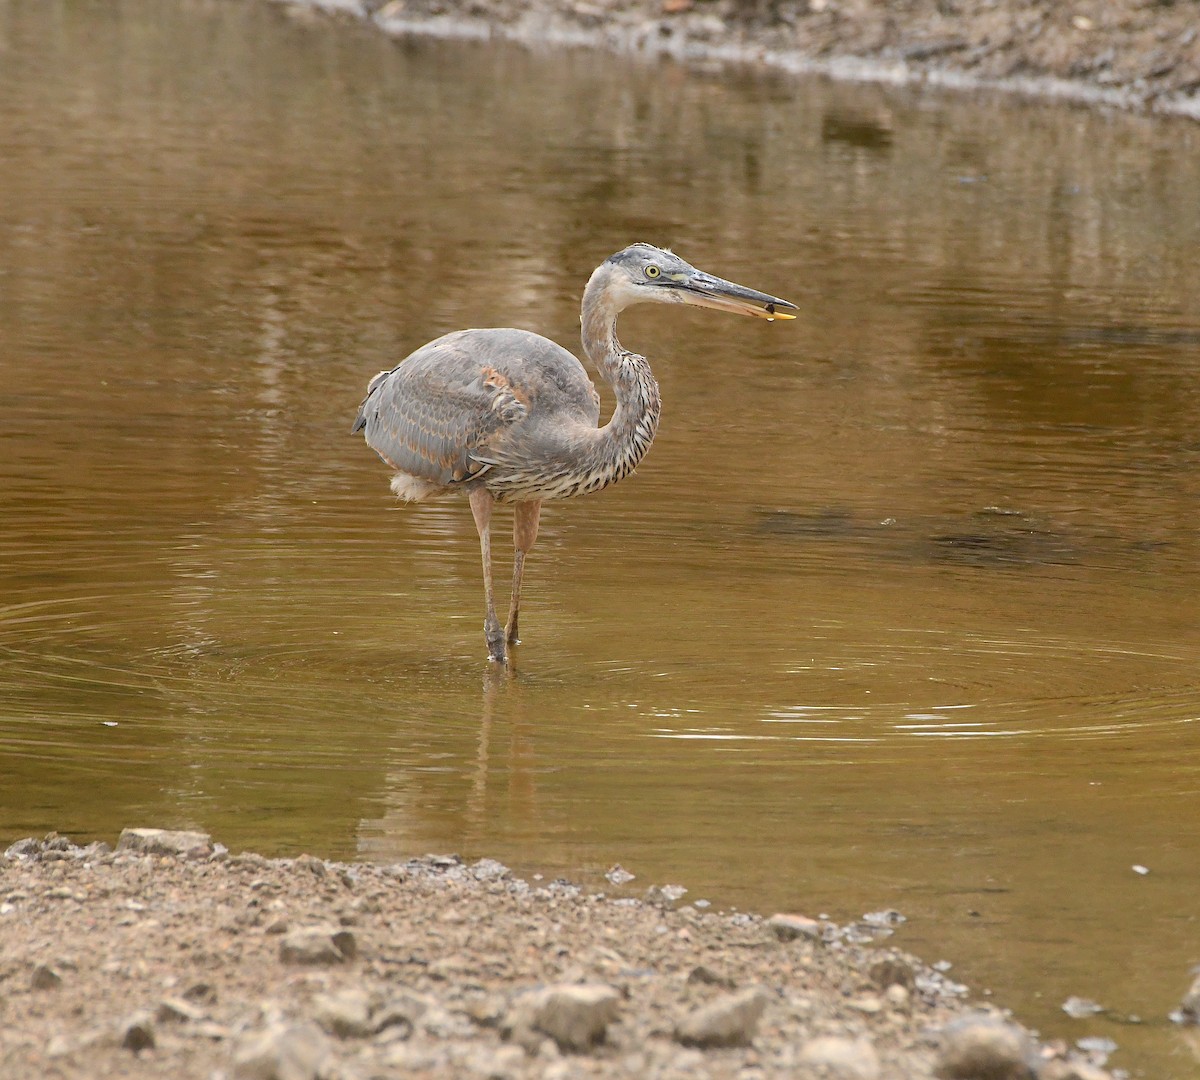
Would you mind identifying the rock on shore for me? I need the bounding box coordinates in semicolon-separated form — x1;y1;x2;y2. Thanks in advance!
281;0;1200;120
0;830;1113;1079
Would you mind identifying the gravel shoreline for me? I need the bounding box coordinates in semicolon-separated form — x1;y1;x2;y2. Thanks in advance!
1;830;1117;1079
284;0;1200;120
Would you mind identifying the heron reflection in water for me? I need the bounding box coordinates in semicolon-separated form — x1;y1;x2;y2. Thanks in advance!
353;243;796;663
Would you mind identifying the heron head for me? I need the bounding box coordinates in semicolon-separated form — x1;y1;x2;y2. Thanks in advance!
601;243;797;321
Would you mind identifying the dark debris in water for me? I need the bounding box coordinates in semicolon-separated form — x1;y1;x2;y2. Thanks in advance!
820;109;894;152
754;505;1163;570
923;525;1080;568
755;506;865;540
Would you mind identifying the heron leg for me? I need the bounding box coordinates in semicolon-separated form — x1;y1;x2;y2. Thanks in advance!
506;500;542;647
469;487;506;663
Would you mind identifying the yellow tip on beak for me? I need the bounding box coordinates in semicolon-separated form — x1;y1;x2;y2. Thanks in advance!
761;305;797;322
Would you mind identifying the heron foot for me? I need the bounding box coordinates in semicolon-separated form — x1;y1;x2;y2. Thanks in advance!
485;621;508;664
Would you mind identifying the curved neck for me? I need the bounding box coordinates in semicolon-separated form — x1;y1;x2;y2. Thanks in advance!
577;266;662;492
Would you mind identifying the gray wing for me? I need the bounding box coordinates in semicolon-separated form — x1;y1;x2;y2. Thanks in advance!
352;328;600;489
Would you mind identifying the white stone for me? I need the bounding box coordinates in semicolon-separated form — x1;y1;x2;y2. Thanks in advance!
116;828;213;859
506;983;621;1052
798;1036;881;1080
674;986;769;1048
232;1021;330;1080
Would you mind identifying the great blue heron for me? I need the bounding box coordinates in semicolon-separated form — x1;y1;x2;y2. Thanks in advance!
353;243;796;663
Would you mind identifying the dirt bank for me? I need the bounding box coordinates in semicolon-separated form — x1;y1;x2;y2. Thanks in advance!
0;830;1115;1080
289;0;1200;120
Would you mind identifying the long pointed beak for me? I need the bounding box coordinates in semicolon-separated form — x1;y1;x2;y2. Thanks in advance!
672;269;798;321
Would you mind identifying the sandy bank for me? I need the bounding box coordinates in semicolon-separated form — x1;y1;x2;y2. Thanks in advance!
0;829;1121;1079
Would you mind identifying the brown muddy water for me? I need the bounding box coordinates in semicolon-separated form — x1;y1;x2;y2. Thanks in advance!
2;0;1199;1074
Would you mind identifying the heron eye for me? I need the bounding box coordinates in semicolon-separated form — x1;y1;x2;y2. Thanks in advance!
644;265;661;279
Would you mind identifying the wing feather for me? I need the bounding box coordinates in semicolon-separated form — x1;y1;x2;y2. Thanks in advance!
352;332;531;490
354;327;602;499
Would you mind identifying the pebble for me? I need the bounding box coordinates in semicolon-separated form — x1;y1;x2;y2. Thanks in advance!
30;962;63;990
465;1043;525;1077
687;964;734;989
313;987;374;1038
934;1013;1034;1080
279;926;357;965
373;990;431;1037
471;857;511;882
674;986;769;1048
425;1004;477;1043
379;1041;449;1070
1038;1061;1116;1080
847;993;884;1015
293;854;327;878
47;1026;108;1059
505;982;621;1052
232;1022;330;1080
767;913;824;942
869;955;916;989
647;883;688;904
116;827;214;859
1170;969;1200;1024
4;837;42;859
1075;1035;1117;1059
183;980;218;1004
797;1035;882;1079
119;1010;156;1053
605;862;635;885
156;996;207;1023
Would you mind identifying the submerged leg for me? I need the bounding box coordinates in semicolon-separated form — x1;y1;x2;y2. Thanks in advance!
469;487;506;663
506;500;542;647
